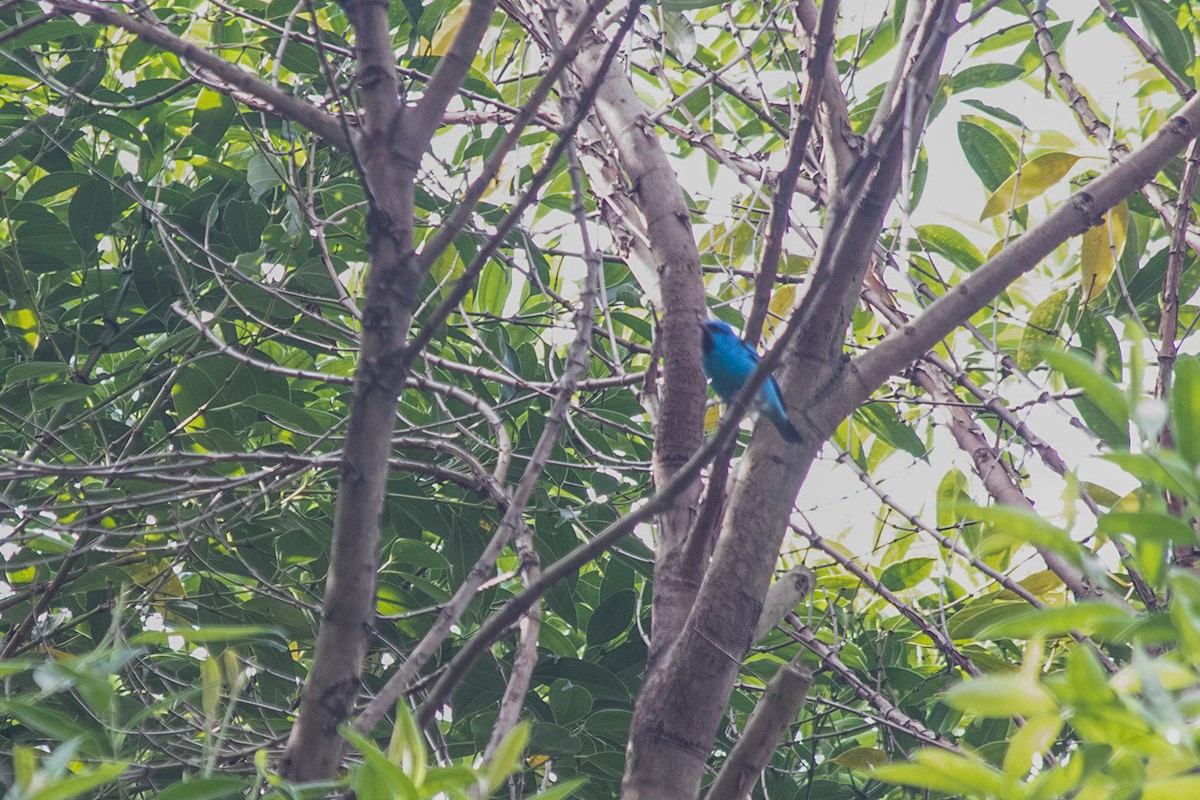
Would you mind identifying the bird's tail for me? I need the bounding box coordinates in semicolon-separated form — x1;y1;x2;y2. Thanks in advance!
767;410;803;444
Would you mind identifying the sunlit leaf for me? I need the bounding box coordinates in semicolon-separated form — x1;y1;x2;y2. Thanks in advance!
1080;201;1128;301
1017;288;1068;372
1002;714;1063;779
943;673;1056;717
879;558;934;591
428;2;470;56
980;152;1081;219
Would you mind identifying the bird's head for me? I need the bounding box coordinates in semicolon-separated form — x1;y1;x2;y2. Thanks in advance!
700;318;737;353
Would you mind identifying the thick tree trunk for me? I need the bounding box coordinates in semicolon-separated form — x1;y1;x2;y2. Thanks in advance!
553;0;708;660
619;3;960;795
279;0;496;779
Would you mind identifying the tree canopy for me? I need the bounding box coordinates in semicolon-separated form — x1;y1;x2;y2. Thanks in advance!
5;1;1200;799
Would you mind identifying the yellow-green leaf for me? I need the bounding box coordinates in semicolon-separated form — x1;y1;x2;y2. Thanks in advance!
1017;288;1068;372
3;307;39;354
428;2;470;56
943;673;1056;718
123;557;186;600
763;285;795;339
201;655;221;719
485;722;529;791
1143;776;1200;800
831;747;888;770
704;403;721;434
1080;201;1128;301
980;152;1081;219
1002;714;1063;779
1171;356;1200;466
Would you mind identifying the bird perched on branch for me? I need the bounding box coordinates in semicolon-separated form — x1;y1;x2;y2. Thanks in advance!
700;319;802;443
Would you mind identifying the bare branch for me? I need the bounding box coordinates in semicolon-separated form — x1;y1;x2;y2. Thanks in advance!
840;91;1200;426
744;0;837;348
1095;0;1194;98
706;659;813;800
910;363;1129;607
786;622;959;751
1158;138;1200;397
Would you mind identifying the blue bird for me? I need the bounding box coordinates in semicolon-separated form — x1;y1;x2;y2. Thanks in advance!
700;319;802;443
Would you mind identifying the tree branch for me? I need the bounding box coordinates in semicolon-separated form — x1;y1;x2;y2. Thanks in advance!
838;92;1200;419
744;0;837;348
280;0;497;779
46;0;347;148
706;659;813;800
548;0;710;660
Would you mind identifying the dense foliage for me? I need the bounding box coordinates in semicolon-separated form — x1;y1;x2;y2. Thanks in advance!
5;0;1200;798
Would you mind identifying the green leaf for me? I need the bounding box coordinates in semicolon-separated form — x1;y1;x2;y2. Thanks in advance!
943;673;1056;718
549;679;594;725
23;172;87;203
957;118;1017;193
28;762;128;800
1045;350;1128;445
1171;356;1200;466
831;747;888;770
474;261;511;315
1143;776;1200;800
1106;452;1198;500
879;558;934;591
1016;21;1071;75
390;539;450;572
33;383;93;409
6;362;69;384
1077;313;1123;380
13;746;35;792
223;200;269;252
972;505;1079;563
0;701;109;756
870;749;1006;795
485;722;529;791
68;178;116;253
656;0;726;9
951;63;1025;93
857;403;926;458
981;602;1134;640
586;589;636;647
527;778;588;800
247;153;284;201
662;11;696;63
386;700;426;786
532;658;629;701
1002;714;1063;779
1096;512;1195;545
343;726;418;800
201;655;221;719
154;777;249;800
1017;288;1068;372
916;224;984;271
131;625;278;644
980;152;1081;219
868;762;967;794
191;88;235;151
420;766;480;794
962;99;1023;126
1129;0;1194;89
243;394;325;435
1076;395;1130;450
